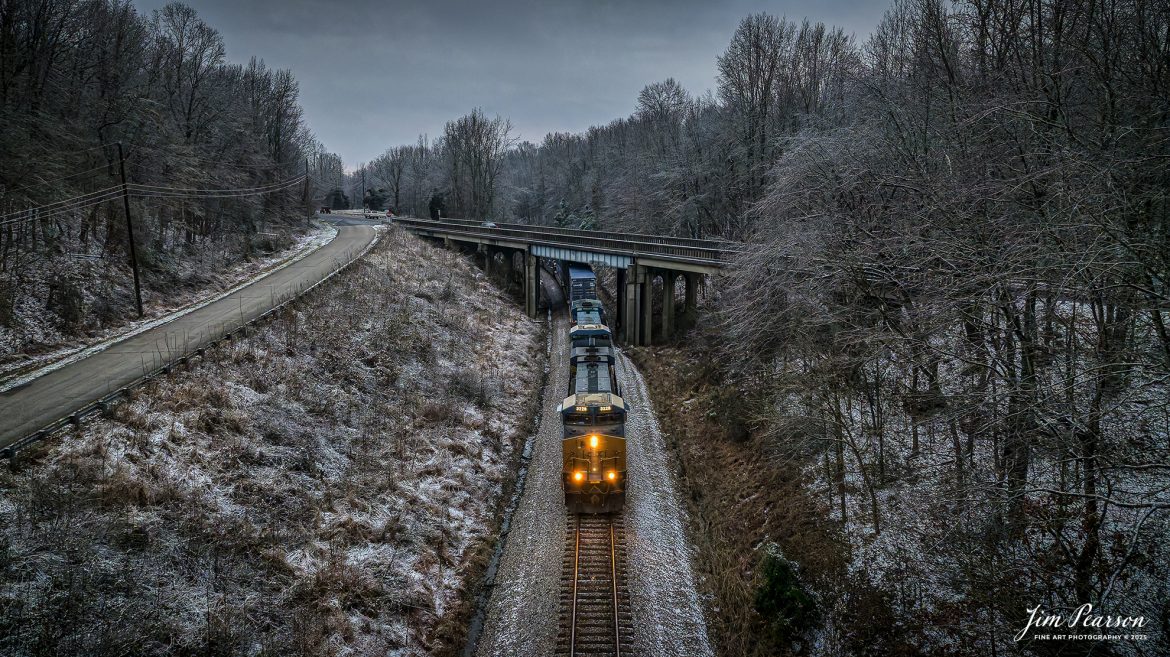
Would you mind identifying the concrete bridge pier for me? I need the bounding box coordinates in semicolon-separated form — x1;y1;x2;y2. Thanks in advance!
396;218;729;341
662;270;676;340
624;265;640;345
525;249;539;318
615;267;626;337
558;259;569;296
640;265;653;346
478;244;492;277
684;271;699;318
502;249;516;291
614;267;703;346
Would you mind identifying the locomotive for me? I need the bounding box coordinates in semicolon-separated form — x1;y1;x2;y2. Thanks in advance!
559;264;627;514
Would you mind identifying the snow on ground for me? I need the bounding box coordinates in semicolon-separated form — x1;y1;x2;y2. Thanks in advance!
0;227;544;656
616;350;715;657
0;222;337;388
773;306;1170;656
474;311;568;657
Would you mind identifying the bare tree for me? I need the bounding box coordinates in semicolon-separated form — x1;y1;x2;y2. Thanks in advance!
441;109;515;219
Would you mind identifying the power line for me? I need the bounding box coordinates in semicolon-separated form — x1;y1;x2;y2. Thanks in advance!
127;175;306;196
0;175;307;228
131;179;306;200
1;163;114;196
2;143;300;200
0;190;126;227
0;185;125;222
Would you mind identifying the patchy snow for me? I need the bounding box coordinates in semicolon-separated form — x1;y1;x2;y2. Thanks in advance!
0;227;544;656
764;300;1170;657
474;310;568;657
617;349;715;657
0;223;338;390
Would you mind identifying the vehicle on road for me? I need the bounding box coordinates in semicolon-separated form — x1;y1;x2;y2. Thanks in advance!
481;221;497;228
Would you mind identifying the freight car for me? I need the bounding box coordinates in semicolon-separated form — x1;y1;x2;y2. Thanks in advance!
567;264;597;302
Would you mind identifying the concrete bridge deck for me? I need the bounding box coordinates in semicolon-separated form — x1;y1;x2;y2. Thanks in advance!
396;217;740;345
398;217;742;255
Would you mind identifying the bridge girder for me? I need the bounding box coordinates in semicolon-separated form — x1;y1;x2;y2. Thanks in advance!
400;219;717;333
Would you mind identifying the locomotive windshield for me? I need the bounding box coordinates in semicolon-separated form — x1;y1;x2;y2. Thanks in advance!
572;335;612;349
595;411;624;425
565;413;591;425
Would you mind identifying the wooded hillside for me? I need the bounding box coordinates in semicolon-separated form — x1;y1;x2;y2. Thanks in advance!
0;0;344;357
350;2;1166;654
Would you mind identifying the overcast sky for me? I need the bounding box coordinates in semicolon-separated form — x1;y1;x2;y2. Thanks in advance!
132;0;890;169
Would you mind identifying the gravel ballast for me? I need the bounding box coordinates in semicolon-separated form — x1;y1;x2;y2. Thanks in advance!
617;350;715;657
476;302;714;656
474;313;570;657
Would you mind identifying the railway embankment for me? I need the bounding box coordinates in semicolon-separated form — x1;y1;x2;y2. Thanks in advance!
614;349;714;657
625;344;914;657
0;226;546;656
473;310;569;657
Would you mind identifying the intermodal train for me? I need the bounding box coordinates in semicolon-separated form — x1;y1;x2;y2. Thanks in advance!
559;264;627;514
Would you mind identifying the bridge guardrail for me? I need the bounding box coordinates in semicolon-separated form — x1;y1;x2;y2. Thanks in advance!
412;217;745;251
396;218;736;266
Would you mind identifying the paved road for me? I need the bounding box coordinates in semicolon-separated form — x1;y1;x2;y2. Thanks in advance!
0;221;379;452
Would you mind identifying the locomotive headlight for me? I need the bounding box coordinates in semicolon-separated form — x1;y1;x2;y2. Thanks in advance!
573;471;584;482
607;471;616;480
589;435;599;449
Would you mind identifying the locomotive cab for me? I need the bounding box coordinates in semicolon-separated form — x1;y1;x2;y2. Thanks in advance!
570;299;606;326
569;323;611;344
570;326;613;351
559;393;628;513
570;324;613;358
572;307;604;326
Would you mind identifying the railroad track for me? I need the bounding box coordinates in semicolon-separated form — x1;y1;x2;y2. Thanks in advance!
558;513;634;657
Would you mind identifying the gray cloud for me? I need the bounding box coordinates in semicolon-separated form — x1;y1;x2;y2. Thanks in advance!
132;0;890;168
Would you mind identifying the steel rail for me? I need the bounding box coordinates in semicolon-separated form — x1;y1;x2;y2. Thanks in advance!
609;517;621;657
571;514;581;657
565;513;624;657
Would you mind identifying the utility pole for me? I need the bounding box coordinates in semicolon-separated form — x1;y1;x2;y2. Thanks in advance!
117;142;144;318
304;157;311;224
360;169;366;210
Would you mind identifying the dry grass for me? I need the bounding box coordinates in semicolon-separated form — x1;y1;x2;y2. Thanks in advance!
628;344;920;657
0;227;546;656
